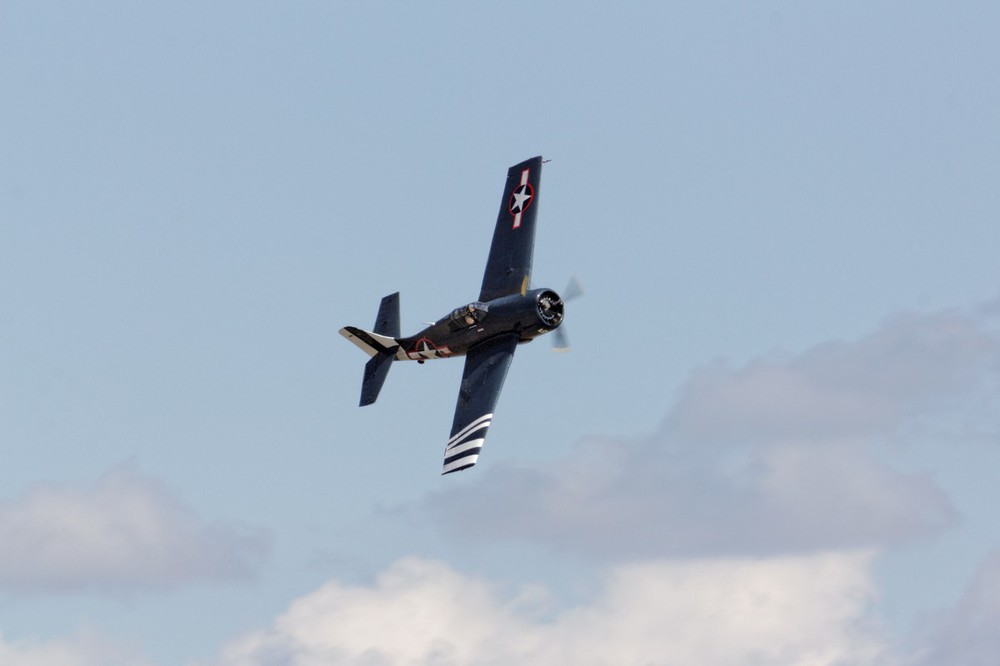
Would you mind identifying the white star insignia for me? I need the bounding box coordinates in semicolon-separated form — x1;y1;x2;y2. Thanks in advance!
511;186;532;212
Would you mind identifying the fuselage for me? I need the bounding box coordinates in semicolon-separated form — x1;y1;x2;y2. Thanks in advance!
396;288;564;362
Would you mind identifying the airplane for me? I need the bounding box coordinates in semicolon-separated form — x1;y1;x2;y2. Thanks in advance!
340;155;575;475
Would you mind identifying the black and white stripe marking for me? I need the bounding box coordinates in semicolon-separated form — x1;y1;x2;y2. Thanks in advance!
442;413;492;474
339;326;399;358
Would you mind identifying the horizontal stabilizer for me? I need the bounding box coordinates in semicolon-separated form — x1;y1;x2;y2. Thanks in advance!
340;326;399;358
360;349;397;406
343;292;404;406
374;292;400;337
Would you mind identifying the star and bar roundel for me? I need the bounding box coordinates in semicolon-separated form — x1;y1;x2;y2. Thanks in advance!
507;168;534;229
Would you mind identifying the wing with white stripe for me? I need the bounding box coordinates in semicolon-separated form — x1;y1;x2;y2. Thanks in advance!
442;334;518;474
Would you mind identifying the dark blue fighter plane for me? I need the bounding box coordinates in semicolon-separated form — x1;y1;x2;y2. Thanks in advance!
340;156;572;474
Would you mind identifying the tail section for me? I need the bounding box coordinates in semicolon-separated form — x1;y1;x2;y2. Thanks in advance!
339;326;398;358
339;293;401;406
374;292;400;337
360;351;395;406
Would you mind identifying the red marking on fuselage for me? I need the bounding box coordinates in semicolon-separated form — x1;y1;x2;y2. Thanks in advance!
407;337;453;360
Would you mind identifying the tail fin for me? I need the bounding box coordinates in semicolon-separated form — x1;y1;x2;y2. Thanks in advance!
339;292;401;406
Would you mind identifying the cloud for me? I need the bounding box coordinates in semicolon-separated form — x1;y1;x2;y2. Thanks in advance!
417;308;1000;560
208;552;892;666
666;309;1000;444
0;467;268;594
421;435;954;560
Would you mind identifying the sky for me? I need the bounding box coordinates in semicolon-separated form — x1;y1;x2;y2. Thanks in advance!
2;2;1000;664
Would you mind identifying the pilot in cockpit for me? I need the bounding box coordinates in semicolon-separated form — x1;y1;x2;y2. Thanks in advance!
450;303;487;329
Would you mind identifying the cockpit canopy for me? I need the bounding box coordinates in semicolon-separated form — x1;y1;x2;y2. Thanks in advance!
448;302;489;330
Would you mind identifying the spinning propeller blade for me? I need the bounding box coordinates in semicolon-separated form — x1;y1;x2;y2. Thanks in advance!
551;276;582;352
552;327;571;352
563;276;584;302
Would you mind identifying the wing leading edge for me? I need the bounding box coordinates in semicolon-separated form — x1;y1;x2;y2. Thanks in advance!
442;334;519;474
478;156;543;302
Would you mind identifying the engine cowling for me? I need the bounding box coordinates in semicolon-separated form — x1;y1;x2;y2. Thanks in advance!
475;288;565;344
535;289;564;329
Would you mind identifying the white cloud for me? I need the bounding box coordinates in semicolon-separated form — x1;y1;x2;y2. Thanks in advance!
209;552;892;666
418;308;1000;560
0;467;267;594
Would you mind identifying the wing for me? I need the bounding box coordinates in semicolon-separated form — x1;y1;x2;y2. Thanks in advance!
478;156;543;302
442;334;519;474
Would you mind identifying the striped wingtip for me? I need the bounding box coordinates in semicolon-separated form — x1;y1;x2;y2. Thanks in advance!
441;413;492;475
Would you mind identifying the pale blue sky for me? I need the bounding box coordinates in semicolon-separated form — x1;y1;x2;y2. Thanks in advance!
3;2;1000;664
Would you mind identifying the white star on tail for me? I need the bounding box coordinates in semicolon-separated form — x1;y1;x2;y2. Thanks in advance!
511;185;532;212
510;168;532;229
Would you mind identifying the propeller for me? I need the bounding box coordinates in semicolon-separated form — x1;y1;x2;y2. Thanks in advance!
552;276;583;352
